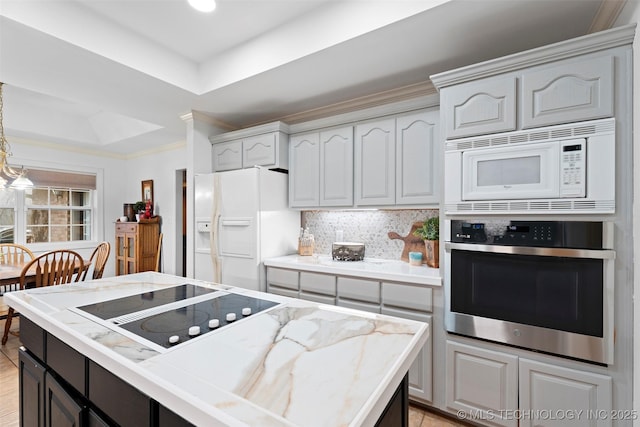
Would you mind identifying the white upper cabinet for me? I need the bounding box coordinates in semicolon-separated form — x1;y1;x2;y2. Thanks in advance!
319;127;353;206
209;122;289;172
289;126;353;208
289;107;440;209
441;76;517;139
212;140;242;171
396;110;440;205
243;133;280;168
289;133;320;207
354;117;396;206
521;54;614;129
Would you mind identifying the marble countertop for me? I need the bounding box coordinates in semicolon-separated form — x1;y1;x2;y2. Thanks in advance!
264;254;442;286
6;272;428;427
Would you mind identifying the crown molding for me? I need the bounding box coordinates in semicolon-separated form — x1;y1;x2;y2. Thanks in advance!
181;111;237;131
280;80;437;125
431;23;636;89
589;0;627;33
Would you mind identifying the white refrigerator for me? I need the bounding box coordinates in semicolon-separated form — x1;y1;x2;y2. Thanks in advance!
193;167;300;291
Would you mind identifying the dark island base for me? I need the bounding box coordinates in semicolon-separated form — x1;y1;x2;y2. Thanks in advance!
18;315;409;426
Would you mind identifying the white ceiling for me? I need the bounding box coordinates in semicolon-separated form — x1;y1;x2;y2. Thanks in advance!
0;0;617;156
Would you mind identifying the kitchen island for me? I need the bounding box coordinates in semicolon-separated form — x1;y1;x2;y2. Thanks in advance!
6;272;428;426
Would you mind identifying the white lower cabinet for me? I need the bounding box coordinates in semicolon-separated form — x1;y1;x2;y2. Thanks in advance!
446;341;518;427
446;341;613;427
519;358;612;427
266;267;299;298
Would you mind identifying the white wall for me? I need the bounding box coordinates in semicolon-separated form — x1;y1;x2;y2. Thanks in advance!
10;137;127;277
123;144;188;276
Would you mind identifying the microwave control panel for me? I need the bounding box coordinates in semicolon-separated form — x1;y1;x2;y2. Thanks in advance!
559;138;586;197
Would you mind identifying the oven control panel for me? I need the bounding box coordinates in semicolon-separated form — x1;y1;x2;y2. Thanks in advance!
449;220;604;249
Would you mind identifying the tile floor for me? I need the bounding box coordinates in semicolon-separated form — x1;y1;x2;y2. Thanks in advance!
0;295;468;427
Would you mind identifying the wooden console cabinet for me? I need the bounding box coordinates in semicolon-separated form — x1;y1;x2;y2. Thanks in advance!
115;218;160;275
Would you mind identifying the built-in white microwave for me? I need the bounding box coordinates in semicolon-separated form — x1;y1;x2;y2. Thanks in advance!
444;118;615;214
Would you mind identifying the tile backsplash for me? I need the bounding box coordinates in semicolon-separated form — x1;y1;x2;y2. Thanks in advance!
302;209;438;260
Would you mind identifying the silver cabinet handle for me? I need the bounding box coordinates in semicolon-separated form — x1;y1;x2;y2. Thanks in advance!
444;242;615;259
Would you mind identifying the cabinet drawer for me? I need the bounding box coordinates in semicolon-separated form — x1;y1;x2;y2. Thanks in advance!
213;140;243;171
267;267;299;290
89;360;152;427
115;223;136;233
300;272;336;296
267;285;299;299
20;316;45;362
337;298;380;314
300;292;336;306
338;277;380;303
46;334;86;396
381;282;432;313
243;134;276;167
442;75;517;139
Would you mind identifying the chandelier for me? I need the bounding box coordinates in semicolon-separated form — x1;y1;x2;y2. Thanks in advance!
0;82;33;190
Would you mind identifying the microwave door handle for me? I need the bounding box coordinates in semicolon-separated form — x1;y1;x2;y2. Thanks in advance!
444;242;615;260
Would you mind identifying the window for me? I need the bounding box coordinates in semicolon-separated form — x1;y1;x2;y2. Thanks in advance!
0;189;16;243
26;188;92;243
0;169;96;245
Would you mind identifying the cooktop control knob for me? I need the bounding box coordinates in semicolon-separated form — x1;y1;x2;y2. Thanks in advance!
226;313;236;322
242;307;252;316
188;326;201;336
168;335;180;345
208;319;220;329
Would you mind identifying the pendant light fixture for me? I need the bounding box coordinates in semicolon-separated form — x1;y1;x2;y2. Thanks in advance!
188;0;216;13
0;82;33;190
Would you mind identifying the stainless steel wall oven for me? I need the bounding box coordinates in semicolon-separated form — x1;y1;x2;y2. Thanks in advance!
444;220;615;364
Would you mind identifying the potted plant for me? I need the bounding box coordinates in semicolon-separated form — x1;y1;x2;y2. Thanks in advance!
413;216;439;268
133;201;146;221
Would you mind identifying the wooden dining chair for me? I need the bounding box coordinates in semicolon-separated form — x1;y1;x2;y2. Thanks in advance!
2;249;84;345
155;233;163;272
0;243;34;295
82;242;111;280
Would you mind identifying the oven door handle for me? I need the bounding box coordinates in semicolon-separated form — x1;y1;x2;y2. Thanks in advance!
444;242;616;259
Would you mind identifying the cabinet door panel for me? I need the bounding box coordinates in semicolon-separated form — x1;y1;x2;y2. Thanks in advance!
243;134;276;167
213;140;243;171
396;110;439;205
355;118;395;206
521;55;614;129
442;76;517;139
20;348;45;427
446;341;518;427
519;358;612;427
45;372;84;427
320;127;353;206
289;133;320;207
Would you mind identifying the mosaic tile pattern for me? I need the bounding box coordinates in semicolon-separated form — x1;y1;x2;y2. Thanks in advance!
301;209;439;260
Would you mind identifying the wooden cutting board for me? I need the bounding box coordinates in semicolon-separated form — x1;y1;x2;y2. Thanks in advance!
388;222;426;263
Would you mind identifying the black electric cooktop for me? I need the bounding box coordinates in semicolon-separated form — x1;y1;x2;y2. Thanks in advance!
77;284;279;349
78;284;215;320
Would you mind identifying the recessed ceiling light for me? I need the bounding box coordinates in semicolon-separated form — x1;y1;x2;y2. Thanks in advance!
188;0;216;13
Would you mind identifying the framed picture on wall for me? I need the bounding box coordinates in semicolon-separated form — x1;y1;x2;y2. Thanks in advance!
141;179;154;204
